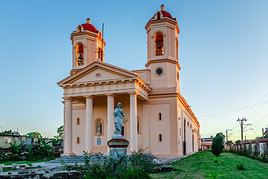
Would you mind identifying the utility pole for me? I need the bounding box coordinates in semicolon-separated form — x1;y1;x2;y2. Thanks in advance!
225;129;232;142
237;118;247;144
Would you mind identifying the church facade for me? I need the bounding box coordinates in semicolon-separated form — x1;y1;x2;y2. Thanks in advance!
58;5;200;158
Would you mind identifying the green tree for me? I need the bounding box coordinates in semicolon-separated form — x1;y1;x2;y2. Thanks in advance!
212;133;225;157
235;140;241;145
9;141;23;160
0;130;18;135
57;125;64;140
0;130;12;135
27;132;42;139
52;125;64;145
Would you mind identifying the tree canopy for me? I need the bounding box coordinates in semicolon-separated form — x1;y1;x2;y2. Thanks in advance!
212;132;225;157
57;125;64;140
26;132;42;139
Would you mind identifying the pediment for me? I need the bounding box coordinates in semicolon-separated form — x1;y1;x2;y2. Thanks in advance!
58;61;137;86
70;67;133;84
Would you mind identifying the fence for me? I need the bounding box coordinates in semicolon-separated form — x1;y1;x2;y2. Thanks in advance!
227;139;268;162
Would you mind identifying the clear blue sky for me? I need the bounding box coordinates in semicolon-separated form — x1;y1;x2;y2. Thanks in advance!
0;0;267;141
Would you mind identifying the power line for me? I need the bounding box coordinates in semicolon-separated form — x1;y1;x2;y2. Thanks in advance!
247;103;268;119
249;113;268;125
200;100;268;118
200;91;268;118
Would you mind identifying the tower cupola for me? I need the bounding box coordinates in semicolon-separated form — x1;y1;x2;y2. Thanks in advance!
145;5;181;93
71;18;105;72
151;4;175;20
145;5;179;63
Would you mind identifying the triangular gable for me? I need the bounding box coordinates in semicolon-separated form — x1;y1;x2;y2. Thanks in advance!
58;61;137;86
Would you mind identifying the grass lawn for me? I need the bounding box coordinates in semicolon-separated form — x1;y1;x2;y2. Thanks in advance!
151;151;268;179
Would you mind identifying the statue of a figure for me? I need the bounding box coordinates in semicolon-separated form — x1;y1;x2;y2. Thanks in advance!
96;120;102;135
113;102;124;136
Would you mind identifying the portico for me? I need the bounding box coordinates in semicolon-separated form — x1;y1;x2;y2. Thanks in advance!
63;92;145;155
59;61;151;155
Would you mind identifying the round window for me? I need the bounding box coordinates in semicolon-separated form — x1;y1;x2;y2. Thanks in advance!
156;68;163;76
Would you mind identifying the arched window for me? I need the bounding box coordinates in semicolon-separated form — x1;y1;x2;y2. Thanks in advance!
98;47;103;61
176;38;178;60
77;118;80;125
77;137;80;144
96;119;103;135
137;116;141;134
158;113;162;121
155;32;164;56
159;134;162;142
75;43;84;66
121;126;125;136
137;121;140;133
192;134;194;152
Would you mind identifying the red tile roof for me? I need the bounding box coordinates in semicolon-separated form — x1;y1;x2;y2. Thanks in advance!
81;23;98;33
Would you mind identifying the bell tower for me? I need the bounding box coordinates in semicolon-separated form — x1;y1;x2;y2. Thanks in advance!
145;5;180;92
71;18;105;72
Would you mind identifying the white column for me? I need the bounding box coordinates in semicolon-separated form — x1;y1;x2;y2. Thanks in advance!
130;93;138;152
85;96;93;153
63;97;73;155
107;94;114;142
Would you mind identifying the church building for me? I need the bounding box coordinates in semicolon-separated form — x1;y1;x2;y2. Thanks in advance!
58;5;200;158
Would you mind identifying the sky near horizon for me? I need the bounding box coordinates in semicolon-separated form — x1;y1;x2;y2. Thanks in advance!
0;0;268;141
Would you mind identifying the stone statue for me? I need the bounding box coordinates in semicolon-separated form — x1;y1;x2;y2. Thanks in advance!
108;102;129;165
113;102;124;136
96;120;102;135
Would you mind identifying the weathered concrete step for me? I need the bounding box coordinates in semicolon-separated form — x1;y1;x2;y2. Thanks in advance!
50;156;85;163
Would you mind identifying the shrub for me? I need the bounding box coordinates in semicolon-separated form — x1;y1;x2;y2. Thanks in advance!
0;151;9;161
211;133;225;157
241;146;249;157
118;168;151;179
236;163;245;170
260;151;268;163
83;151;156;178
153;164;174;173
7;139;55;161
129;151;156;173
9;141;23;160
85;162;111;179
84;152;114;178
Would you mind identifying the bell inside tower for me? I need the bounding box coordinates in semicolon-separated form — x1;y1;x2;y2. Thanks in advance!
75;43;84;66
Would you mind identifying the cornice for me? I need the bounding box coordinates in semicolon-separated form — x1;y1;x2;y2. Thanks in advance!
135;78;152;92
132;69;150;73
71;31;97;40
149;93;177;99
61;77;151;94
62;78;135;88
177;94;200;127
148;92;200;127
145;18;179;33
145;59;181;69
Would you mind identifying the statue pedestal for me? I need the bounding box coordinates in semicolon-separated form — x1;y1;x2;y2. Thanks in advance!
107;137;129;160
